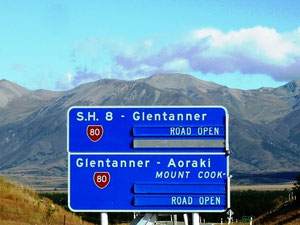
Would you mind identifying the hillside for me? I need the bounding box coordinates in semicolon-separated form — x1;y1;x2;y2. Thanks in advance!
0;73;299;187
254;201;300;225
0;79;63;125
0;176;93;225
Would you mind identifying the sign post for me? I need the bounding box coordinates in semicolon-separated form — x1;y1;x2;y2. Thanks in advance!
192;213;200;225
227;209;234;224
101;213;108;225
68;106;230;213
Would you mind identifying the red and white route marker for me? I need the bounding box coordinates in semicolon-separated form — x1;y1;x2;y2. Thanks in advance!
94;172;110;189
87;125;104;142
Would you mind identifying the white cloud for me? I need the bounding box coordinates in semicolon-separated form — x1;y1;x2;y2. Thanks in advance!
67;72;72;82
163;58;191;71
111;26;300;81
56;72;74;90
193;26;299;65
67;26;300;88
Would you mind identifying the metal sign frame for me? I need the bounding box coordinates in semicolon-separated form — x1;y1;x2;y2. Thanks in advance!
67;106;230;212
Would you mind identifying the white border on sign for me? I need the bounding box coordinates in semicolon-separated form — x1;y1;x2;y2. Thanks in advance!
67;105;229;153
68;152;229;213
67;106;230;213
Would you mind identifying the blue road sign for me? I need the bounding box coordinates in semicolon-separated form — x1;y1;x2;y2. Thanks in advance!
69;154;229;212
68;106;228;153
68;106;230;212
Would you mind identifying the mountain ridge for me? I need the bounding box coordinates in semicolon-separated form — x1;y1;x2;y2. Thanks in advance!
0;73;299;186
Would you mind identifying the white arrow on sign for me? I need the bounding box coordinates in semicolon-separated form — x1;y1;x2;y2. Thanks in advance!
227;209;234;216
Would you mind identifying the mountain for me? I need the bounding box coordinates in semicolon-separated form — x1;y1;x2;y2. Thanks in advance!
0;79;63;125
142;74;300;124
269;108;300;147
0;74;299;187
0;79;30;107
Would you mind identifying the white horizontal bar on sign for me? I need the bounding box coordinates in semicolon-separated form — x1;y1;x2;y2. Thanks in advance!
133;139;225;148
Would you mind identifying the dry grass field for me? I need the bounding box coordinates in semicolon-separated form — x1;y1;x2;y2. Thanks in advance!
231;184;294;191
0;176;93;225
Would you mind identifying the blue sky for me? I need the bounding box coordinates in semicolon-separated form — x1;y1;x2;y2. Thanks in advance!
0;0;300;90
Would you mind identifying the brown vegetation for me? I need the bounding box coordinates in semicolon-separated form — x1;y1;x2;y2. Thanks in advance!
0;176;93;225
254;201;300;225
231;184;294;191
